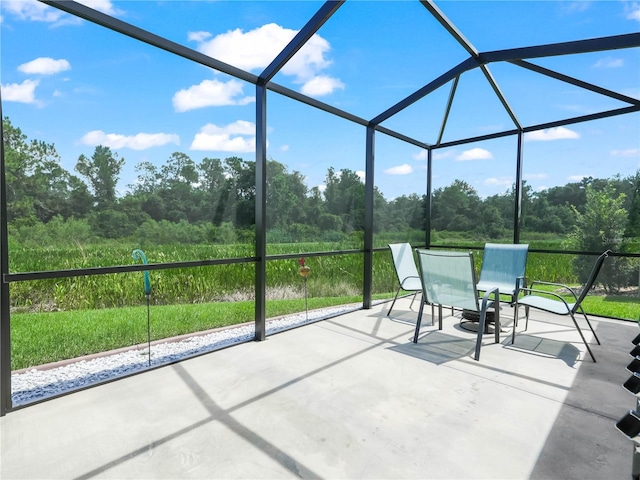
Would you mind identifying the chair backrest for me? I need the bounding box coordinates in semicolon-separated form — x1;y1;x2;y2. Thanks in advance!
572;250;611;311
388;243;419;285
416;249;479;312
477;243;529;295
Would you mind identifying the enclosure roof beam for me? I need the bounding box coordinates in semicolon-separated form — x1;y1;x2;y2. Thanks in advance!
40;0;259;84
370;56;480;126
522;105;640;133
481;65;521;130
260;1;344;83
434;105;640;149
509;60;640;106
420;0;479;58
481;32;640;63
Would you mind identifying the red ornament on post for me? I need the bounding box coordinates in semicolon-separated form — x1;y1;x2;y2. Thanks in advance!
298;257;311;277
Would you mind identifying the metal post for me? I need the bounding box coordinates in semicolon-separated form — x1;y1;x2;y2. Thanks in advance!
0;98;11;416
254;83;267;341
425;148;433;248
363;125;375;309
513;130;524;244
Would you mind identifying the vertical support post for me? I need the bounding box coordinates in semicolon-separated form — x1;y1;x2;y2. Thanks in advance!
425;148;433;248
513;130;524;244
363;125;375;309
0;100;11;415
254;83;267;341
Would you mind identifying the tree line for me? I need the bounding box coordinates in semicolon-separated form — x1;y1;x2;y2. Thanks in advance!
3;116;640;251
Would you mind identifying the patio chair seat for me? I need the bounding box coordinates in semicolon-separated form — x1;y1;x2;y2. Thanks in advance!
516;294;577;315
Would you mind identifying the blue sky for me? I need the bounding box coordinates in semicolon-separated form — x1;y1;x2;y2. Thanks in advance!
1;0;639;201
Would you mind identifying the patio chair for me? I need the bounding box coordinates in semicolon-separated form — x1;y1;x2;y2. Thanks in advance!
413;249;500;361
387;243;422;316
512;250;610;362
476;242;529;304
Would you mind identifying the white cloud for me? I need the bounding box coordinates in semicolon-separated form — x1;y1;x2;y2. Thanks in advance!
484;177;513;187
300;75;345;97
1;79;39;103
433;149;456;160
385;164;413;175
537;186;548;192
317;184;327;193
18;57;70;75
356;170;365;181
627;2;640;21
190;121;256;152
280;145;290;152
413;149;429;161
173;78;254;112
1;0;65;22
2;0;123;24
525;126;580;141
191;23;343;95
611;148;639;157
593;57;624;68
524;173;548;180
188;31;212;42
456;148;493;161
568;174;592;182
80;130;179;150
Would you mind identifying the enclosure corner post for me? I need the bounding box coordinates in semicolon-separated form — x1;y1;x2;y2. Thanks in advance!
254;83;267;340
363;125;375;309
0;101;12;416
513;130;524;244
425;148;433;248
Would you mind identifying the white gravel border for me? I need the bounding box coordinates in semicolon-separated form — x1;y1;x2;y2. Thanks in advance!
11;305;361;406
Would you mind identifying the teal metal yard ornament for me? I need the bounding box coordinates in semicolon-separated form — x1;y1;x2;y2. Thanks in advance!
132;249;152;366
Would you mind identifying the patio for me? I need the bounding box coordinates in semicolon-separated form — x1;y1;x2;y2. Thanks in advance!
1;296;636;479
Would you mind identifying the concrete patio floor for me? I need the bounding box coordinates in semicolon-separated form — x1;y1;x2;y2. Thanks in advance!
1;296;638;479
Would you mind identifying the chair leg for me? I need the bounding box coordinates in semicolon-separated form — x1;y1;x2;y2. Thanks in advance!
577;305;601;345
494;300;501;345
569;311;597;362
475;310;486;361
387;287;402;316
409;291;419;310
413;300;425;343
512;301;520;345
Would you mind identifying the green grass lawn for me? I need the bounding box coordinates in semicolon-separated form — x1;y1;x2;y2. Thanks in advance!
11;295;373;371
10;289;638;371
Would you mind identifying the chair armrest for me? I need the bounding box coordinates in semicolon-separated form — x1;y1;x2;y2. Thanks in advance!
518;286;574;310
480;286;500;310
527;280;579;302
400;276;421;288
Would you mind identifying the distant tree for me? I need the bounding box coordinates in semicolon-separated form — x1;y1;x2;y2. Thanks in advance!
323;167;365;232
431;180;482;232
266;160;308;229
75;145;124;209
2;117;88;224
198;157;229;226
566;184;632;292
224;156;255;228
625;171;640;239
